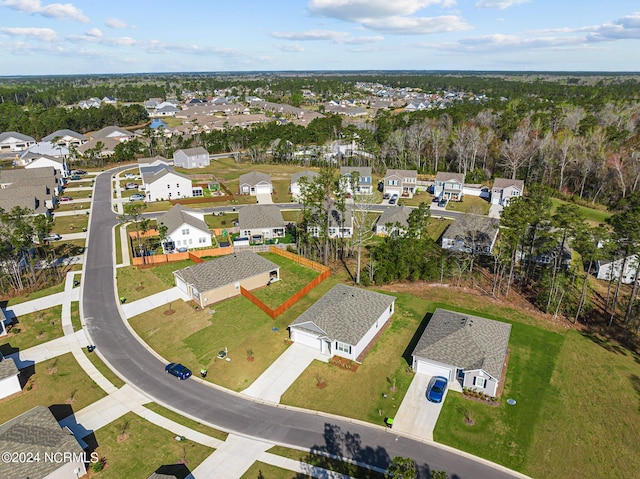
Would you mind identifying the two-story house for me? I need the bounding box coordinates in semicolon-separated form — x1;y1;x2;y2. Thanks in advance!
434;172;465;201
290;170;319;200
173;147;210;169
491;178;524;206
308;201;353;238
340;166;373;195
140;165;193;202
157;204;212;252
383;169;418;198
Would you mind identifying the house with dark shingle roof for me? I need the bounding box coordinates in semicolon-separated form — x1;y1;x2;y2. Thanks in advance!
375;206;413;236
339;166;373;195
411;308;511;397
383;169;418;198
434;171;465;201
441;216;499;255
239;172;273;196
173;147;210;169
491;178;524;206
0;355;21;399
0;131;35;152
238;205;285;242
0;406;87;478
173;252;280;308
290;170;319;199
157;204;212;252
289;284;395;361
42;129;88;147
139;165;193;202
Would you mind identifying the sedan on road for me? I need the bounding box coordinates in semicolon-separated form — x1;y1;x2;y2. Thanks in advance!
59;196;73;202
165;363;192;380
426;375;448;403
44;233;62;241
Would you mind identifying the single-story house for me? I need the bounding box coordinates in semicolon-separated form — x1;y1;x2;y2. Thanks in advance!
441;216;499;255
411;308;512;397
140;165;193;202
239;172;273;195
20;141;69;160
90;125;134;142
173;147;210;169
238;205;286;243
375;206;413;236
157;204;212;252
308;201;353;239
24;154;68;178
0;355;21;399
596;255;638;284
339;166;373;195
0;406;87;479
42;129;88;147
138;155;172;168
383;169;418;198
290;170;319;199
288;284;396;361
0;131;35;152
434;172;465;201
173;252;280;308
491;178;524;206
76;137;121;157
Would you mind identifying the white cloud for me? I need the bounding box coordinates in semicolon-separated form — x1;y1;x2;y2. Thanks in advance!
475;0;529;9
587;11;640;41
66;32;136;47
276;43;305;52
0;26;59;41
361;15;471;34
308;0;456;21
271;29;383;44
105;17;133;29
84;27;102;38
0;0;89;23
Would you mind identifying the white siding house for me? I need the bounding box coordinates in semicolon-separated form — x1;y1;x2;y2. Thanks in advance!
157;204;212;252
0;131;35;152
140;165;193;202
491;178;524;206
173;147;210;169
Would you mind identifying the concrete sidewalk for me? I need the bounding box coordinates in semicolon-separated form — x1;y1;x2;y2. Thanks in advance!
54;209;90;217
260;452;358;479
242;343;328;403
6;332;82;368
190;434;271;479
6;290;74;316
121;287;191;319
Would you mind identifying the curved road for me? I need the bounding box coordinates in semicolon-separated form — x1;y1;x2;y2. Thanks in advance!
83;168;523;479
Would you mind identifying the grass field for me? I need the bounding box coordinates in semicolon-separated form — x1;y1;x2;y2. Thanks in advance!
114;224;123;265
84;350;126;389
53;214;89;234
0;353;106;425
398;191;433;207
71;301;81;331
143;403;229;441
446;196;491;215
550;197;611;225
241;462;297;479
2;282;65;306
63;188;93;199
93;413;213;479
0;305;63;351
55;202;91;212
426;218;453;241
116;259;195;301
205;213;238;229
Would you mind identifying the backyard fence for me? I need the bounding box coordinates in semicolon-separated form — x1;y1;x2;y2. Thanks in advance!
132;246;234;266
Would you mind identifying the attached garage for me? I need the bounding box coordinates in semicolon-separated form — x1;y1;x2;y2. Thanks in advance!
175;276;188;295
413;358;454;382
290;327;323;350
254;183;272;195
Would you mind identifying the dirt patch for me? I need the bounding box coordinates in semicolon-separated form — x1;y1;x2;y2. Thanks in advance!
164;309;175;316
116;433;129;443
135;286;145;291
47;367;58;375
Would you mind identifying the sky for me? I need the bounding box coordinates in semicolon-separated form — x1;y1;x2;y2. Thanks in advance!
0;0;639;75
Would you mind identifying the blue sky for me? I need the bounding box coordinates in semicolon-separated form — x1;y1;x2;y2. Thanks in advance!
0;0;638;75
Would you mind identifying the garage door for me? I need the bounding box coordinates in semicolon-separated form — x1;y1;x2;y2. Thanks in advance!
291;329;321;350
175;277;188;295
415;360;452;381
255;184;271;194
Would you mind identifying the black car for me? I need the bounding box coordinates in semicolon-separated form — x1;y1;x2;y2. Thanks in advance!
165;363;192;380
389;194;398;205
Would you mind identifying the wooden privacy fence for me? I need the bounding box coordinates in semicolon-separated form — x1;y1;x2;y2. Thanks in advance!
132;246;234;266
240;247;330;319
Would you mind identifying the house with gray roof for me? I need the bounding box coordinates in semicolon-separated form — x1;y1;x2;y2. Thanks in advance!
434;171;465;201
138;155;172;167
139;165;193;202
238;205;285;243
173;147;210;169
0;355;21;399
383;169;418;198
491;178;524;207
308;201;353;239
0;406;87;479
289;284;395;361
42;129;88;147
411;308;511;397
174;252;280;308
290;170;319;199
239;172;273;196
90;125;134;141
24;154;68;178
157;204;212;252
441;216;499;255
0;131;35;152
375;206;413;236
339;166;373;195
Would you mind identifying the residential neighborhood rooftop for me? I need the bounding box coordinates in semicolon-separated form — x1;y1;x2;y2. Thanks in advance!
157;204;209;235
239;205;285;229
239;171;271;186
377;206;413;229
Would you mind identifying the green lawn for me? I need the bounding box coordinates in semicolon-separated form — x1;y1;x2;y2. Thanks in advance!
141;201;173;213
114;225;123;265
250;253;320;308
205;213;238;229
550;197;611;225
83;350;126;389
446;196;490;215
0;353;107;424
2;281;65;306
143;403;228;441
71;301;82;331
56;202;91;212
397;191;433;207
0;305;63;351
426;218;453;241
241;462;298;479
53;214;89;234
63;188;93;199
281;210;301;222
116;259;195;301
93;413;213;479
272;178;293;203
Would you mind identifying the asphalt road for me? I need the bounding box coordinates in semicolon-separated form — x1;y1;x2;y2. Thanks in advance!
82;167;524;479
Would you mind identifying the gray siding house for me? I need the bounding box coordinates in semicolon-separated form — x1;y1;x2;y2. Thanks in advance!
238;205;286;242
173;147;210;169
434;172;465;201
411;308;511;397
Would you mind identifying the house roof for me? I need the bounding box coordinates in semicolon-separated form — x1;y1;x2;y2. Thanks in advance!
174;252;279;293
76;137;121;154
0;166;59;183
289;284;395;346
157;205;210;235
238;205;285;230
377;206;412;230
0;131;35;143
91;125;133;139
174;147;208;158
0;356;19;381
442;216;499;242
435;171;465;184
493;178;525;191
412;308;511;380
0;406;85;479
42;129;87;142
239;171;271;187
340;166;372;177
140;165;190;184
385;169;417;180
24;154;64;166
291;170;319;184
21;142;68;158
138;155;171;165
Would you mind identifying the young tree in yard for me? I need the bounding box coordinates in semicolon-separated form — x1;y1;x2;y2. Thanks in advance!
122;202;148;262
386;456;417;479
351;190;378;284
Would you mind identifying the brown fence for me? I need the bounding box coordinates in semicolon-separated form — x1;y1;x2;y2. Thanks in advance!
169;195;233;205
239;248;330;319
132;246;234;266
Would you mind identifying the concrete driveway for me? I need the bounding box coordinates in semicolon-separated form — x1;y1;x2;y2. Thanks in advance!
256;193;273;204
391;374;447;440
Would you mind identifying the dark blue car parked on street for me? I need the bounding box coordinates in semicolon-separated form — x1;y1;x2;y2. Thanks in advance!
165;363;192;380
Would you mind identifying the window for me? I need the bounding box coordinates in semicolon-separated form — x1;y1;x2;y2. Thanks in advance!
389;180;398;186
167;184;170;189
473;376;487;388
182;228;189;235
188;239;193;245
234;282;240;290
199;237;206;244
336;342;351;354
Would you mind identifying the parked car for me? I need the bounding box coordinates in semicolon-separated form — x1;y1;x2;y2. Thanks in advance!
129;193;145;201
59;196;73;202
480;186;490;200
71;170;86;175
125;182;139;190
44;233;62;241
70;175;82;180
124;173;137;179
165;363;191;380
389;194;398;205
426;375;448;403
383;193;390;199
437;198;447;208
